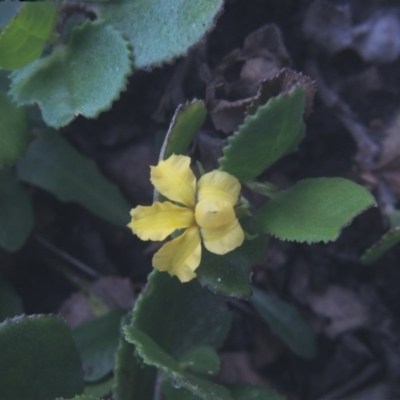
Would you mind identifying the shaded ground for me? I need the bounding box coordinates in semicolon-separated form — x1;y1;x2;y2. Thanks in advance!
5;0;400;399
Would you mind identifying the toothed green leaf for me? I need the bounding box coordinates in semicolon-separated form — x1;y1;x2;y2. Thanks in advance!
0;315;84;400
17;131;131;227
10;20;132;128
0;170;34;252
160;100;206;161
219;86;305;182
256;178;376;243
0;90;29;167
250;287;316;359
178;346;220;376
125;327;232;400
132;271;231;358
361;226;400;264
0;2;56;70
94;0;223;68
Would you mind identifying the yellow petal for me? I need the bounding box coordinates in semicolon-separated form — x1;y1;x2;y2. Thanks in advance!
201;219;244;255
128;201;194;241
197;170;241;206
151;155;196;207
195;199;236;229
152;226;201;283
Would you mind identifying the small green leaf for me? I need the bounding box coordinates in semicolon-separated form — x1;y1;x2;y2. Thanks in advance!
17;131;131;227
84;377;113;397
0;170;34;252
0;276;23;322
0;2;56;70
125;327;232;400
10;20;132;128
95;0;223;68
219;86;305;182
0;90;29;167
73;310;125;382
250;287;316;359
197;234;268;299
361;227;400;264
178;346;220;376
231;383;285;400
256;178;376;243
0;315;84;400
132;271;231;358
160;100;207;160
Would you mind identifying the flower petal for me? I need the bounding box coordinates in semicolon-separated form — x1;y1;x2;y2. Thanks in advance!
197;170;241;206
151;155;196;207
201;219;244;255
128;201;194;241
195;199;236;229
152;226;201;282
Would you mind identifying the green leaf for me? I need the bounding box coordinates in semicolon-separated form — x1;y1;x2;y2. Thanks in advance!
197;234;268;299
125;327;232;400
132;270;232;358
178;346;220;376
17;131;131;227
0;90;29;167
160;100;207;161
0;170;34;252
0;315;84;400
113;321;157;400
250;287;316;359
361;226;400;264
231;383;285;400
0;2;56;70
10;20;132;128
73;310;125;382
95;0;223;69
256;177;376;243
219;86;305;182
0;276;23;322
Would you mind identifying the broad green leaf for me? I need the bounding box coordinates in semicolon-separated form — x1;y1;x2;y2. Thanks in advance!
73;310;125;382
0;315;84;400
95;0;223;68
256;178;376;243
160;100;207;160
10;20;132;128
0;170;34;252
0;90;29;167
197;234;267;299
0;276;23;322
17;131;131;227
0;3;56;70
219;86;305;182
231;383;285;400
113;322;157;400
132;270;232;357
125;327;232;400
250;287;316;359
178;346;220;376
361;227;400;264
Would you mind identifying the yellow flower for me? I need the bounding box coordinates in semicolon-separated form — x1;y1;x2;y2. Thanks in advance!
128;154;245;283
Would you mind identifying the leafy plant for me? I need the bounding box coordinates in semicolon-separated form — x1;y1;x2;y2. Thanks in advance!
0;2;377;400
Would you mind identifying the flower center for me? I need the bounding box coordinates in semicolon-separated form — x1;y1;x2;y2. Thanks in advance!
194;199;236;229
